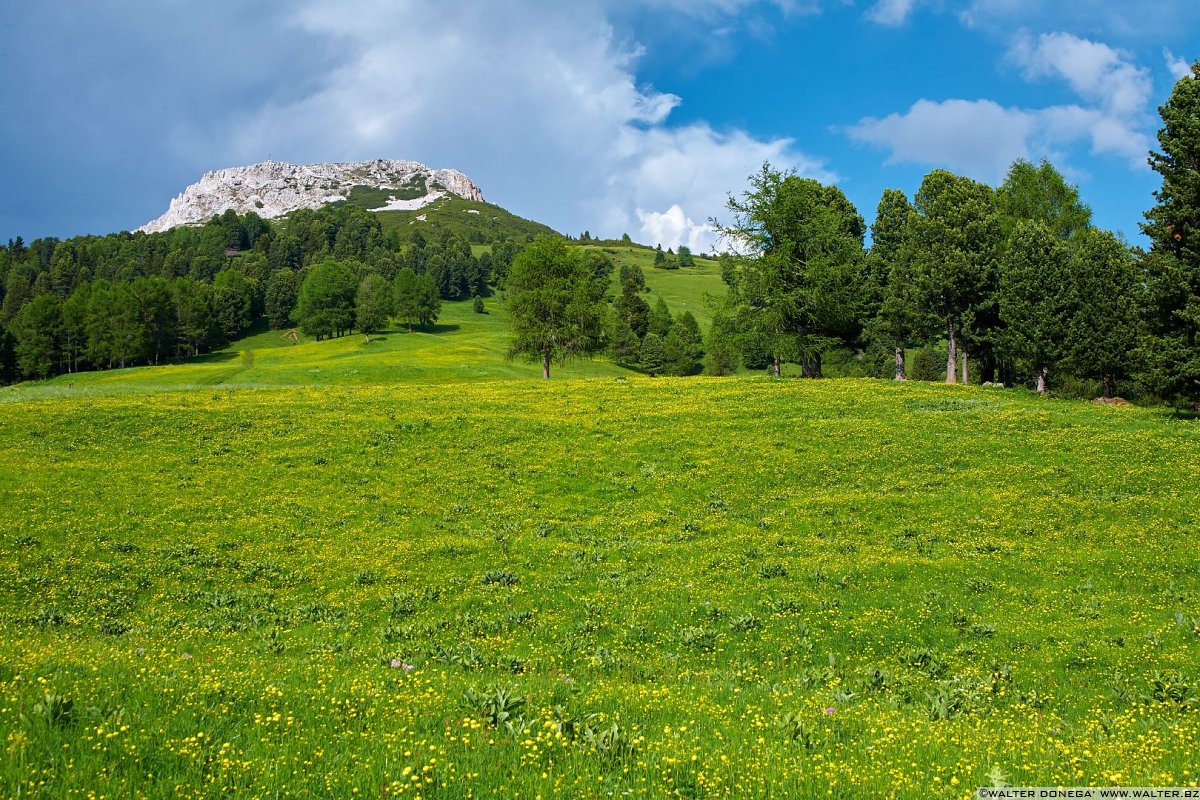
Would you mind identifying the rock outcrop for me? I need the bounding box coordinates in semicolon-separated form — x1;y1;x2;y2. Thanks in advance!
138;159;484;233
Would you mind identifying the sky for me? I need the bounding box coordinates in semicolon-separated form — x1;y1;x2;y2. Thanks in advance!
1;1;1197;251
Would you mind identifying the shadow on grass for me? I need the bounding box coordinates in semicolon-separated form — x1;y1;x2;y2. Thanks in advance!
180;350;240;365
389;324;462;335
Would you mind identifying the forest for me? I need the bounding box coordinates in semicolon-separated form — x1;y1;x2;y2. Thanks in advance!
1;63;1197;407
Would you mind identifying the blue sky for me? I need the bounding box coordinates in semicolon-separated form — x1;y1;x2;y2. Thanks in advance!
1;1;1196;250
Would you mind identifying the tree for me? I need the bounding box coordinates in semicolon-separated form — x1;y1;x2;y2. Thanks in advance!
639;332;665;375
619;262;646;292
13;294;62;379
607;314;641;366
212;269;255;340
356;274;394;340
677;245;695;267
647;297;673;339
582;250;614;289
296;259;357;340
172;278;218;358
662;312;703;376
265;269;300;329
61;282;91;372
717;164;868;377
907;169;1001;384
131;276;176;365
998;159;1092;242
703;312;740;376
997;222;1070;394
615;279;651;339
866;188;929;380
393;267;440;332
1063;229;1139;398
505;236;606;379
1138;62;1200;406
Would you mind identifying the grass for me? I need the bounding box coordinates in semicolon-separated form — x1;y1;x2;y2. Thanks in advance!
375;196;558;243
592;245;726;330
1;373;1199;798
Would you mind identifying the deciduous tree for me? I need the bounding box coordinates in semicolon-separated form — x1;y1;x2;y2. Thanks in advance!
505;236;605;379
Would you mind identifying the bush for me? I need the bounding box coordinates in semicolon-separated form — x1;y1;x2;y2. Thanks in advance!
909;348;944;382
472;296;486;314
1053;375;1102;400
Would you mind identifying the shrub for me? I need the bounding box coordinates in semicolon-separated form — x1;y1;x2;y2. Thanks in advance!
909;348;943;382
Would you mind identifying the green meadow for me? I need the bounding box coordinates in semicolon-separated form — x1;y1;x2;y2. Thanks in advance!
2;323;1200;797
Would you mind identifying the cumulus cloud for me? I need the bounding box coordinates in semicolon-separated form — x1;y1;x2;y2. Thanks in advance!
210;0;828;251
1164;49;1194;80
848;99;1034;181
848;32;1152;181
866;0;917;26
1009;32;1150;117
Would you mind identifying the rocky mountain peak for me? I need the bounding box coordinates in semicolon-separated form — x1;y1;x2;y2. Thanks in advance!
138;158;484;233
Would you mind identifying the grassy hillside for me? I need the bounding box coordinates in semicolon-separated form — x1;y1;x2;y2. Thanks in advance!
2;377;1199;797
374;196;559;243
2;251;729;400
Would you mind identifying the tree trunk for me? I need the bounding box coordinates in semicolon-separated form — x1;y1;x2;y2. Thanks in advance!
1102;373;1115;399
960;346;969;385
542;351;551;380
1035;365;1048;395
945;318;957;384
771;354;781;378
801;353;822;379
894;346;906;381
980;357;995;385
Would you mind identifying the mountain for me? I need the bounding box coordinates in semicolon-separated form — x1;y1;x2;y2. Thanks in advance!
138;159;484;233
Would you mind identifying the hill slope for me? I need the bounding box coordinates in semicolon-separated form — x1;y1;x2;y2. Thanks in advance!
3;245;727;399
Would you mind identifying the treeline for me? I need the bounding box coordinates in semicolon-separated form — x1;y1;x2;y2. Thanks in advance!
0;203;527;381
703;64;1200;407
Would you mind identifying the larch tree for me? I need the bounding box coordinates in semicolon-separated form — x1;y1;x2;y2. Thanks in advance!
355;274;394;341
504;236;605;379
717;163;867;378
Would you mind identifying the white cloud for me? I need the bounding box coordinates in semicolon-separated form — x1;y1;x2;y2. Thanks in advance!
848;32;1152;181
638;206;713;252
211;0;828;251
1164;49;1193;80
866;0;917;26
848;99;1035;181
1009;32;1149;116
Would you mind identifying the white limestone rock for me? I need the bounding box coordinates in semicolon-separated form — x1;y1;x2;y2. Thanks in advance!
138;158;484;233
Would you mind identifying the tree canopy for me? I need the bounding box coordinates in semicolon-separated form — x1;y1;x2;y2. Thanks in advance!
505;236;605;379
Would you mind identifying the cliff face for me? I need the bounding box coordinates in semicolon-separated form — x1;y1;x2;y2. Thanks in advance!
138;159;484;233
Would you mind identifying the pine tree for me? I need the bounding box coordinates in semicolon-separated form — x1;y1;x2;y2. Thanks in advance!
997;222;1070;394
1063;229;1139;398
